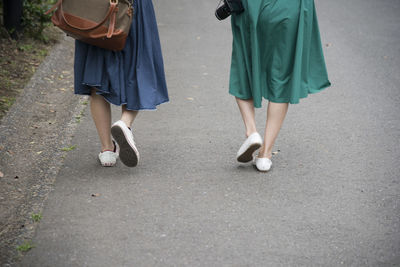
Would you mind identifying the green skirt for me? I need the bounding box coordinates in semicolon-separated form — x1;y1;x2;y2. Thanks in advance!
229;0;331;107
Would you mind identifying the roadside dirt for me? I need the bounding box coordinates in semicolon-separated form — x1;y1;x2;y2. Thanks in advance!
0;26;62;121
0;35;87;265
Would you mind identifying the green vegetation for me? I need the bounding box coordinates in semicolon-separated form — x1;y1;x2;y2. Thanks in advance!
0;96;16;111
75;115;82;123
22;0;56;41
75;109;85;123
16;241;35;252
61;145;76;152
31;213;43;222
0;0;56;40
17;43;33;52
0;1;62;120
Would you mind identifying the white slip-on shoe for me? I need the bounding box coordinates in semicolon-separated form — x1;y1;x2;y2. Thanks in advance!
236;132;263;163
98;141;118;167
111;120;139;167
98;151;118;167
253;157;272;172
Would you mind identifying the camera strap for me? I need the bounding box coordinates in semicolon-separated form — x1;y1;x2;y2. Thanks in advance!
216;0;224;9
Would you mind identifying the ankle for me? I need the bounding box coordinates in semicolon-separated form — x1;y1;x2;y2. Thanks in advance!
101;141;116;153
120;119;131;128
258;148;272;159
246;130;258;138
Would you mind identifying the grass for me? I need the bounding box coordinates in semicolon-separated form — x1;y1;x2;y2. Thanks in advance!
16;241;35;252
75;109;85;123
31;213;43;223
75;115;82;123
61;145;76;152
0;96;16;111
18;44;34;52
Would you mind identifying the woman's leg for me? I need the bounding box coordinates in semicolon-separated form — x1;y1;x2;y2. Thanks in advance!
109;105;139;167
235;97;263;163
90;89;113;151
120;105;138;128
258;102;289;159
236;97;257;137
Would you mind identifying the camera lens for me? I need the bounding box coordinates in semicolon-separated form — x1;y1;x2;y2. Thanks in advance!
215;4;231;20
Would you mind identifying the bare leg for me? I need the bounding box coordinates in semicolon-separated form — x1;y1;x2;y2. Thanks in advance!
120;105;138;128
90;89;113;152
108;105;139;168
236;97;257;137
258;102;289;159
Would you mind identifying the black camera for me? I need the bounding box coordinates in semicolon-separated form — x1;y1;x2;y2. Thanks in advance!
215;0;244;21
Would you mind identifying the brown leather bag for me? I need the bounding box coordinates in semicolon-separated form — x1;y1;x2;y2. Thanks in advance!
46;0;134;51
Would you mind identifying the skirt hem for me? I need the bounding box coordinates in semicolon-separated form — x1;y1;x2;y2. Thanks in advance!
229;81;331;107
75;90;169;111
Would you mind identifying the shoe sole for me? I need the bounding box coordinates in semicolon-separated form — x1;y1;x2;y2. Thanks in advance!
111;125;138;167
100;159;117;167
101;163;116;167
253;165;271;172
237;143;262;163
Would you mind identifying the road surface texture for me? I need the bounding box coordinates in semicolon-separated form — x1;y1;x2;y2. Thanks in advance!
20;0;400;266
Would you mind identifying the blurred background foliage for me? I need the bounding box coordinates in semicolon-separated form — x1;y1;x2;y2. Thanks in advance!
0;0;56;41
21;0;55;41
0;0;61;120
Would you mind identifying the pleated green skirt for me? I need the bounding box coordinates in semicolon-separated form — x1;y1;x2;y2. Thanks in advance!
229;0;331;107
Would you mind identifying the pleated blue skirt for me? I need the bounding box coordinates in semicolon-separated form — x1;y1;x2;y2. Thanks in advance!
74;0;169;110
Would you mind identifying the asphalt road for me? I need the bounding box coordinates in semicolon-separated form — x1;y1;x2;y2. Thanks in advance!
21;0;400;266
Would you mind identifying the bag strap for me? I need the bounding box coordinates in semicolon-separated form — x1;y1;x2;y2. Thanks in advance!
46;0;119;33
45;0;62;15
107;7;117;38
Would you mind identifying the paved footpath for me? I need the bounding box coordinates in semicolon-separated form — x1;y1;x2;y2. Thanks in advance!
21;0;400;266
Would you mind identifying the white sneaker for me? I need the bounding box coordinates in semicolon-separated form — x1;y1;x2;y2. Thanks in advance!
253;157;272;172
236;132;263;163
98;141;119;167
111;120;139;167
98;151;118;167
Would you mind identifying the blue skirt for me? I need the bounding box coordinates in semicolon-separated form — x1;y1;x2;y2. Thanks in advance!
74;0;169;110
